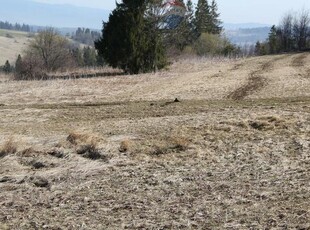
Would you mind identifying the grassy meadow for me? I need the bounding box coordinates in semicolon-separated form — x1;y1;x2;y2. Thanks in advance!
0;29;32;65
0;53;309;229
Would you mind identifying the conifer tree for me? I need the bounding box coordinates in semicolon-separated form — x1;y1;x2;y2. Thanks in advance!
186;0;194;23
209;0;222;34
83;47;97;67
194;0;211;34
72;48;84;67
268;25;278;54
15;55;22;72
95;0;166;74
3;60;12;73
194;0;222;35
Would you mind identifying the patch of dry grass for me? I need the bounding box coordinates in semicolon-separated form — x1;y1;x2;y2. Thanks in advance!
0;29;32;64
0;53;309;229
119;139;132;153
0;138;17;157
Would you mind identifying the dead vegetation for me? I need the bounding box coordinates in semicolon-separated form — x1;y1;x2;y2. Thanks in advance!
0;138;17;158
0;53;309;229
227;56;286;100
291;53;307;67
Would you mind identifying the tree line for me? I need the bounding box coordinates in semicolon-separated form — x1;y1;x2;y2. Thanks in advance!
0;21;31;32
95;0;238;74
255;9;310;55
3;0;238;78
71;27;101;46
0;28;103;80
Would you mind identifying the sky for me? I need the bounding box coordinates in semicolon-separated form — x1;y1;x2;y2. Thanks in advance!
34;0;310;25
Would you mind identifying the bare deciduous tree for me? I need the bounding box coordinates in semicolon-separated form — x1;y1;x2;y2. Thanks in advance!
279;12;294;51
28;28;74;72
15;28;75;79
293;9;310;51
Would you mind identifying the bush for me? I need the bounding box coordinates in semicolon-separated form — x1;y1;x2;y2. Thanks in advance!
192;33;239;56
14;28;75;80
1;60;12;74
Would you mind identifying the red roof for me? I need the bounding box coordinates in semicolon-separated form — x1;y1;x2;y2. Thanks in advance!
162;0;186;8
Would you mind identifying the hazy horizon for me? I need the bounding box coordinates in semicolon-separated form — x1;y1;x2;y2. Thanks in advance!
0;0;309;29
33;0;310;25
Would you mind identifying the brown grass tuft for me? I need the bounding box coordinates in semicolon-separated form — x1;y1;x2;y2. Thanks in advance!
76;144;107;161
249;116;288;131
0;139;17;157
150;136;190;156
19;147;36;157
248;120;272;131
119;140;132;153
170;136;190;152
67;132;90;145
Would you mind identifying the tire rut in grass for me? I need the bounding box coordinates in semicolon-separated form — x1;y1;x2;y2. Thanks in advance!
291;53;310;79
291;53;307;67
227;56;285;100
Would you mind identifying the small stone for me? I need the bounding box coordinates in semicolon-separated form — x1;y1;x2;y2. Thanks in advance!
31;176;49;188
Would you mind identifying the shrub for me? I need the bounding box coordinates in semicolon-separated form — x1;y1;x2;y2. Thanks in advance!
2;60;12;74
14;28;75;80
119;140;131;153
192;33;239;56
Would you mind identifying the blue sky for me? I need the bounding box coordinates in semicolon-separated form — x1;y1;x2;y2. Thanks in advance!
34;0;310;24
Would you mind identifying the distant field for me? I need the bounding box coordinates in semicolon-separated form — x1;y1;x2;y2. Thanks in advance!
0;29;32;65
0;53;309;229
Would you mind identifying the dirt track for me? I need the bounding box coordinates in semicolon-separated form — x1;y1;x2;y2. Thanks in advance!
0;53;310;229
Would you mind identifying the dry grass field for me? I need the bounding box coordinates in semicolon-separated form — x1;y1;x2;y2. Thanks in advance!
0;53;309;229
0;29;32;65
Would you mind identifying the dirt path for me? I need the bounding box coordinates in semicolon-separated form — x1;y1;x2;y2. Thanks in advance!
227;56;287;100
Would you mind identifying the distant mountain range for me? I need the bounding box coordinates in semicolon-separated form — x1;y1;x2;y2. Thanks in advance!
224;27;271;45
223;23;271;30
0;0;110;29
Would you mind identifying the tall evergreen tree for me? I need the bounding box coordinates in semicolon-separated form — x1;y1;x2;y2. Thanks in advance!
15;55;22;72
95;0;166;74
3;60;12;73
83;47;97;67
194;0;211;34
72;48;84;67
209;0;222;34
186;0;195;25
268;25;278;54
